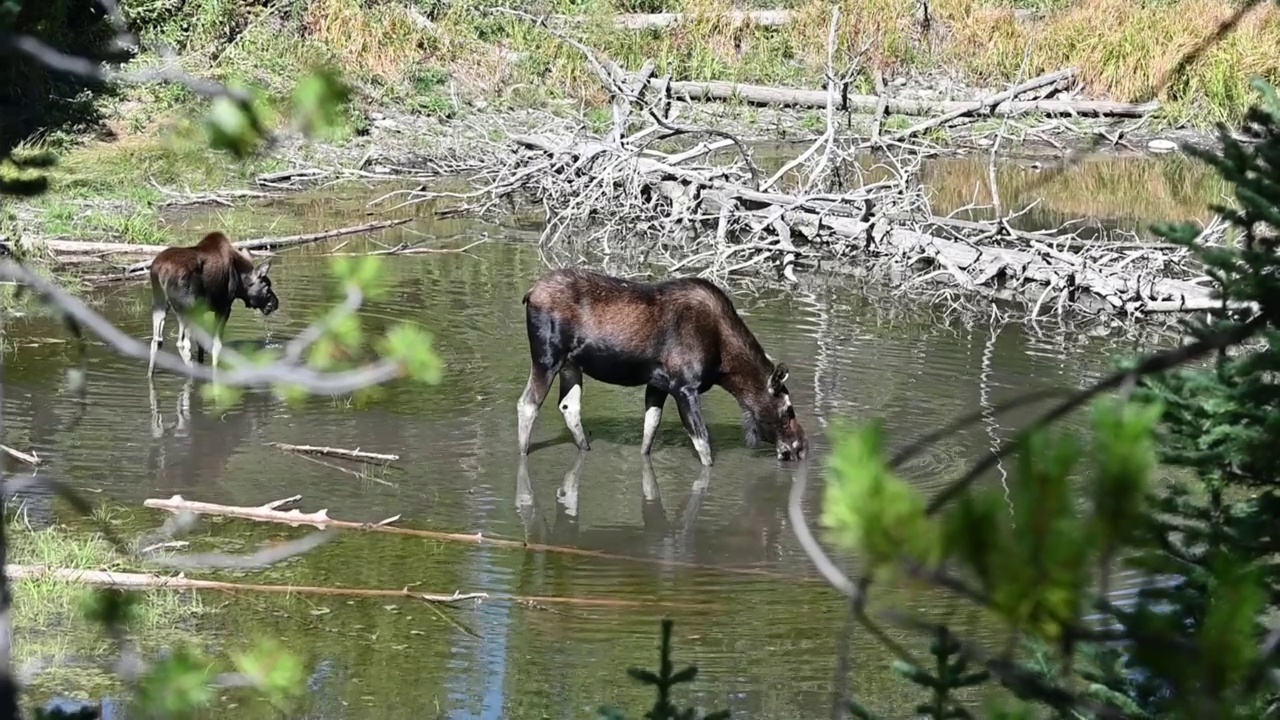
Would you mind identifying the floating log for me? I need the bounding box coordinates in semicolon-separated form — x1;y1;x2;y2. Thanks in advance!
266;442;401;463
5;565;701;609
0;445;40;466
142;494;801;581
509;133;1216;318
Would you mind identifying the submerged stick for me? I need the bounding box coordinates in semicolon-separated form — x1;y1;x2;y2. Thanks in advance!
0;446;39;466
5;565;699;609
142;494;803;581
266;442;400;463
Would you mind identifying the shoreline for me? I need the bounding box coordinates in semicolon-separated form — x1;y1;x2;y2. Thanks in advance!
4;62;1240;337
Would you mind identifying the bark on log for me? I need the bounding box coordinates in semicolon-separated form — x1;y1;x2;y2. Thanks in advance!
266;442;400;463
645;77;1158;117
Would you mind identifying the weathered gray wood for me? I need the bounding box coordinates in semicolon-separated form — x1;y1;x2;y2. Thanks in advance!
643;76;1158;117
511;133;1214;318
549;10;797;30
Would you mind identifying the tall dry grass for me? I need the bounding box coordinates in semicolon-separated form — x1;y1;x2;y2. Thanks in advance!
421;0;1279;126
938;0;1280;124
98;0;1280;137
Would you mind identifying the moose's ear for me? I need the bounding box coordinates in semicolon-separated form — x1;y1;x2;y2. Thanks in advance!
252;258;273;277
769;363;789;395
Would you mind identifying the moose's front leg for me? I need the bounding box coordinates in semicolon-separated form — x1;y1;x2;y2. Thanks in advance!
673;385;713;466
148;305;166;378
210;311;230;371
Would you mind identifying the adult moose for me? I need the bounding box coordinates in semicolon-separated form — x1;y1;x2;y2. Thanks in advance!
147;231;279;377
516;268;807;466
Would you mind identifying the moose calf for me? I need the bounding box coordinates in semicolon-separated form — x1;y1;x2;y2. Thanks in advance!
147;231;279;376
516;268;807;466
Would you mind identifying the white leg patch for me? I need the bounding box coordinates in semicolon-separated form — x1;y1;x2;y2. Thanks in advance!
176;379;192;435
148;307;166;376
641;405;663;454
517;384;540;454
557;468;581;518
640;459;661;503
691;434;714;466
559;384;588;448
211;334;223;370
175;319;193;366
515;458;534;510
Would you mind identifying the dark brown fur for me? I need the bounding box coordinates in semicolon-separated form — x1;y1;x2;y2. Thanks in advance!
147;231;278;376
516;268;807;465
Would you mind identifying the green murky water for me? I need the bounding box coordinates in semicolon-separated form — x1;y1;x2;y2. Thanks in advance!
2;148;1218;718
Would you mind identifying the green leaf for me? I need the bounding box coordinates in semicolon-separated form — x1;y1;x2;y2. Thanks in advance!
79;588;142;629
230;639;306;709
292;67;352;140
627;668;661;685
132;645;217;718
200;381;243;411
205;95;262;158
820;420;942;572
1089;396;1163;555
378;324;444;385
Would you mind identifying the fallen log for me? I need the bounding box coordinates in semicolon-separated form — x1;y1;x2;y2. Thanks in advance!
643;76;1158;117
507;133;1218;319
58;218;415;284
6;565;701;609
549;9;796;29
266;442;400;463
0;445;40;466
142;494;802;581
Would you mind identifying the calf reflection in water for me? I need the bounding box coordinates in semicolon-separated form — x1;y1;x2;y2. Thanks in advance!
516;268;808;466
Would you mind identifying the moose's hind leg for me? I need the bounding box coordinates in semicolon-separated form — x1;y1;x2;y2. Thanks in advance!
557;364;590;451
175;317;194;367
517;363;556;455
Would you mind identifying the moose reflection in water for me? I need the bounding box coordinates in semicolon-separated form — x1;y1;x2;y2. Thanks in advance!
516;268;808;466
516;452;714;563
147;377;276;496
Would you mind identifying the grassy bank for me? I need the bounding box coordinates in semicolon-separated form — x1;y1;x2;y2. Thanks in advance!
105;0;1280;131
5;507;208;705
6;508;206;632
4;0;1275;253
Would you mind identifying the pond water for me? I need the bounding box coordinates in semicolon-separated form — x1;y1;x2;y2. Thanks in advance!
1;148;1216;718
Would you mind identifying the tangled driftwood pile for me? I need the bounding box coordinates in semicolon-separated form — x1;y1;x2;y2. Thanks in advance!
370;8;1225;322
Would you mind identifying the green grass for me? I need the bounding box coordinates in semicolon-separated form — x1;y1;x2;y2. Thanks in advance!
6;507;206;632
